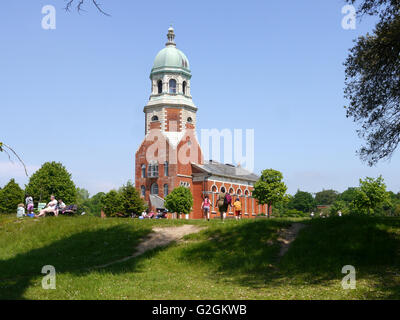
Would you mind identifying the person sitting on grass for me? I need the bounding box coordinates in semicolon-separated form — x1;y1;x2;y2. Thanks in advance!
141;210;148;218
55;199;66;216
17;203;25;218
156;210;167;219
36;195;57;218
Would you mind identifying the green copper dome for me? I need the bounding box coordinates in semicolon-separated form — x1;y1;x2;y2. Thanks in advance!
150;28;191;78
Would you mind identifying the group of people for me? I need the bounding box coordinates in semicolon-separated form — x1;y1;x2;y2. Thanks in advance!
16;195;67;218
201;187;242;222
310;210;342;219
139;209;167;219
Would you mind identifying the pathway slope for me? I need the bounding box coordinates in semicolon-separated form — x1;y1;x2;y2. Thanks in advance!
277;223;306;258
94;224;204;269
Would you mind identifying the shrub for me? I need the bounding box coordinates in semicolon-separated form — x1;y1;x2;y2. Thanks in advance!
394;204;400;217
101;190;124;217
0;179;24;214
165;186;193;216
329;200;349;216
120;181;146;215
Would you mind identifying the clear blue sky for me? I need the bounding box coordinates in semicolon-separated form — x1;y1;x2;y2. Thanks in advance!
1;0;399;196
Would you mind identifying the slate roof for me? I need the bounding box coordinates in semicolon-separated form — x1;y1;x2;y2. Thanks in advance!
192;161;259;182
149;194;166;209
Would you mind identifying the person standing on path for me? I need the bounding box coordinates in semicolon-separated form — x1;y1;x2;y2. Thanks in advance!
25;194;34;216
233;198;242;221
216;187;228;222
201;195;211;221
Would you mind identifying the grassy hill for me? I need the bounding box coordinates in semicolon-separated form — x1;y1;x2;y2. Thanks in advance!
0;214;399;299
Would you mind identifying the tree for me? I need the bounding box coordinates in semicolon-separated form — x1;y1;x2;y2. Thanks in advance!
394;204;400;216
252;169;287;218
289;190;316;213
120;181;146;215
344;0;400;165
315;189;339;205
100;190;124;217
65;0;110;16
25;162;77;205
84;192;106;216
76;188;90;203
330;200;349;216
0;179;24;214
338;187;358;203
350;176;390;214
164;186;193;217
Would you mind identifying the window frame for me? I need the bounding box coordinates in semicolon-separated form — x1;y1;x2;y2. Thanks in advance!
151;183;159;195
169;79;177;94
157;80;162;94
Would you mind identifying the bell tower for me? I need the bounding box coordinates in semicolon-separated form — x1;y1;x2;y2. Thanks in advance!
135;27;203;211
144;27;197;135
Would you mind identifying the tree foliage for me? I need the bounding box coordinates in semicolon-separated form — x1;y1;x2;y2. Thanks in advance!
350;176;390;214
338;187;359;203
0;179;24;214
164;186;193;215
252;169;287;217
101;190;124;217
120;181;146;215
315;189;339;205
330;200;349;216
25;162;77;205
76;188;90;203
344;0;400;165
81;192;105;216
289;190;316;213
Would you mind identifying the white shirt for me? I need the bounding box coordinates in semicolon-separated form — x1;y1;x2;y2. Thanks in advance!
48;199;57;208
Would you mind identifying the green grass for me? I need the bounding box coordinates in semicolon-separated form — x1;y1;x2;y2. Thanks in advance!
1;214;400;299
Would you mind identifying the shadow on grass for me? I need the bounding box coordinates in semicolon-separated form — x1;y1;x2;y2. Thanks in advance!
180;216;400;298
0;224;163;299
180;219;292;289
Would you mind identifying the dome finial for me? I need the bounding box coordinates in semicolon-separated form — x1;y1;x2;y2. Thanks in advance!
166;26;176;47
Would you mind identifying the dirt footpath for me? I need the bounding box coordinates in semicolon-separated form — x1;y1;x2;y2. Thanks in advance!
277;223;306;258
94;224;204;269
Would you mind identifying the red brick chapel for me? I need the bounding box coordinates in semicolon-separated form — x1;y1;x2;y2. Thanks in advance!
135;27;267;219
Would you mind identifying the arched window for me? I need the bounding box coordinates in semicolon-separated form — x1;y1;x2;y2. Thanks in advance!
169;79;177;94
164;184;169;196
182;81;187;95
212;186;218;193
141;164;146;178
187;117;193;123
141;185;146;197
164;161;169;177
237;189;242;196
151;115;159;122
151;183;159;195
229;188;234;195
157;80;162;94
